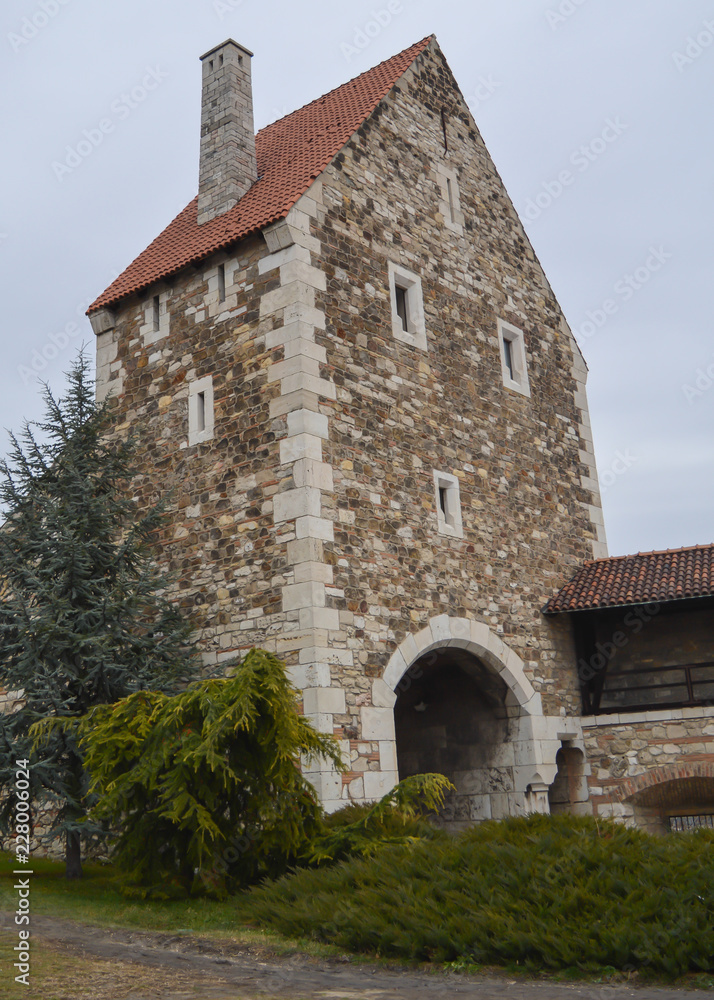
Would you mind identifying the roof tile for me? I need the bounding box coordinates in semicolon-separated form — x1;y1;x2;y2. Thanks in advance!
543;544;714;613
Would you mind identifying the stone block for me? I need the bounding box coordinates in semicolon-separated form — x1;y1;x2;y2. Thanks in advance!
286;662;331;690
363;770;398;801
303;687;346;715
379;740;398;772
298;606;341;631
295;516;334;541
372;678;397;708
361;707;396;741
279;434;323;465
274;487;322;523
281;580;326;612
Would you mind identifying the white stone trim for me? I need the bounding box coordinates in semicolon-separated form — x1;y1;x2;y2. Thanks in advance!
583;704;714;728
260;191;348;808
381;615;536;708
95;329;124;402
388;261;427;352
567;318;608;559
435;161;465;234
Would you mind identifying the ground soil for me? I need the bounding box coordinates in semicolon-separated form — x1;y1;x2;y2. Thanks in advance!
2;914;713;1000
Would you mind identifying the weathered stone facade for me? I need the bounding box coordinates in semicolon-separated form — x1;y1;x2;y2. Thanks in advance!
584;710;714;831
88;38;611;818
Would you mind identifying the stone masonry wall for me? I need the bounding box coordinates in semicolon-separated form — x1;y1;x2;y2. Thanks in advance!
293;41;603;792
583;707;714;829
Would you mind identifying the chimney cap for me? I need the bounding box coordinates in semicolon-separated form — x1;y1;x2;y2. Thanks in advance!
200;39;254;62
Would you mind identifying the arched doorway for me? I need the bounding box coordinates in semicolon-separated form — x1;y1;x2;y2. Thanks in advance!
394;646;517;828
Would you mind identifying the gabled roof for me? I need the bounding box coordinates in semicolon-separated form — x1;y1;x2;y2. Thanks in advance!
88;36;433;316
543;543;714;614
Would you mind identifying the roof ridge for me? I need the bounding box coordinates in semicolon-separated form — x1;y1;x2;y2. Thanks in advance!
257;35;434;135
583;541;714;566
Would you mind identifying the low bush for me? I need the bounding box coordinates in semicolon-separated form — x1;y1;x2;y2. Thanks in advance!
236;813;714;977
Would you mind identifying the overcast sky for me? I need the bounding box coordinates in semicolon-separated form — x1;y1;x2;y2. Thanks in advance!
1;0;712;559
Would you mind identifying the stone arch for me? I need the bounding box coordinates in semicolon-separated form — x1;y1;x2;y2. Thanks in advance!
362;615;574;823
374;614;541;716
613;762;714;803
611;763;714;834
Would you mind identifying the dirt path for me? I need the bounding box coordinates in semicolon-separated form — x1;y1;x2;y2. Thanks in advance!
2;914;713;1000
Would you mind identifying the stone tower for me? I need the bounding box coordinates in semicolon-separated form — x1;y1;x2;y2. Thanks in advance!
88;36;606;821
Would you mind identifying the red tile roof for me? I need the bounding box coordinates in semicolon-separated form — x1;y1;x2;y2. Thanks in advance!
88;36;433;315
543;544;714;613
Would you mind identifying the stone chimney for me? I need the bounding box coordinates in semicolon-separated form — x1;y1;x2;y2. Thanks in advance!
197;40;257;225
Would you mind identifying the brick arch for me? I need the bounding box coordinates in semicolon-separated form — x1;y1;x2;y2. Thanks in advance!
373;613;541;714
615;762;714;803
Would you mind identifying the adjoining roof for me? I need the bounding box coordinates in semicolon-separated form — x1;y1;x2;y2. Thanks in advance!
543;543;714;614
88;36;433;316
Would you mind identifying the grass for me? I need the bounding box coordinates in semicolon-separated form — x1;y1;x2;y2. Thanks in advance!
2;814;713;986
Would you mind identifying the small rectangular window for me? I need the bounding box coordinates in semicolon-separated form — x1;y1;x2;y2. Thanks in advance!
433;471;463;538
152;295;160;332
436;163;463;234
217;263;226;303
388;262;427;351
497;319;531;398
188;376;214;446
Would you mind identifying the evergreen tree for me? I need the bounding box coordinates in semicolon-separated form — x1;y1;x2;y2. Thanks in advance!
0;354;198;877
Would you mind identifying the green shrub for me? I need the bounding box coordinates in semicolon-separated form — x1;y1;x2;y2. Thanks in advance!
76;648;343;898
311;773;453;864
236;813;714;976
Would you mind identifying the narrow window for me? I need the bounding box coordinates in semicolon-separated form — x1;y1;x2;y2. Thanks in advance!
152;295;160;331
446;177;456;224
433;471;463;538
438;485;448;519
497;319;531;398
502;336;515;381
388;262;427;351
395;285;408;332
217;263;226;303
188;376;214;446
